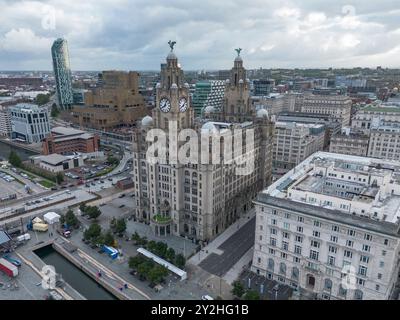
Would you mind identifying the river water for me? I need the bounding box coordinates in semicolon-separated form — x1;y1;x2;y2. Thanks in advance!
34;245;117;300
0;141;37;161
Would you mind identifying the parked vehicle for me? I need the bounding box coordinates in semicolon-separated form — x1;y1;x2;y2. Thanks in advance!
3;254;22;267
0;258;18;277
16;233;31;242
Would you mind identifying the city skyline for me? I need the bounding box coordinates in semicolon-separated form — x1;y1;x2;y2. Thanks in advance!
0;0;400;71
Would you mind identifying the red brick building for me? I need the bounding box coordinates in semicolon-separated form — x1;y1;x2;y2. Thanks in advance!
43;126;100;155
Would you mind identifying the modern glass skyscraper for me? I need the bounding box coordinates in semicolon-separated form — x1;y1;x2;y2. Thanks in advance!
192;80;225;116
51;38;73;110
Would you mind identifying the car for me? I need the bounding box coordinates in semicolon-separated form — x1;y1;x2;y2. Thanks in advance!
51;187;58;191
85;184;90;187
108;178;113;181
119;204;125;208
201;295;214;300
100;180;105;184
119;194;125;198
91;182;95;186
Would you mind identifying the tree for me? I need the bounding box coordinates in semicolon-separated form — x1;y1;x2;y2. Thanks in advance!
56;172;64;184
231;281;245;298
147;265;168;284
103;230;115;247
131;231;141;244
107;155;119;166
65;209;79;228
8;151;22;167
79;204;87;213
86;206;102;220
83;223;102;241
50;103;60;118
59;214;66;225
128;255;147;269
115;218;126;235
35;93;50;106
243;290;260;300
165;248;176;263
175;254;186;269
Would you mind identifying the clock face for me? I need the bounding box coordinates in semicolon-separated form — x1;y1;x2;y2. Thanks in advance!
179;97;188;112
159;97;171;113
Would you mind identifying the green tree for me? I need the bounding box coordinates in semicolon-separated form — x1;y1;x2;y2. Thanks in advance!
231;281;245;298
56;172;64;184
147;265;168;284
79;204;87;213
103;230;115;247
243;290;260;300
128;255;147;269
115;218;126;235
165;247;176;263
65;209;79;228
83;223;102;241
35;93;50;106
8;151;22;167
50;103;60;118
175;254;186;269
107;155;119;166
86;206;102;220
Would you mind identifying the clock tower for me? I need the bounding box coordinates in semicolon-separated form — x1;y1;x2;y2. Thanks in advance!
153;41;194;131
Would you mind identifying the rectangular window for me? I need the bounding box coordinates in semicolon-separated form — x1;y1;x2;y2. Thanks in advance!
309;250;319;261
313;231;320;238
364;234;372;241
332;225;339;232
311;240;320;248
282;232;290;239
346;240;354;247
297;216;304;223
348;229;356;237
296;226;303;233
328;246;337;254
294;245;302;255
362;244;371;252
270;238;277;246
360;255;369;264
328;256;335;266
330;236;338;243
282;241;289;251
358;265;368;277
344;250;353;259
295;235;303;243
283;222;290;230
314;220;321;227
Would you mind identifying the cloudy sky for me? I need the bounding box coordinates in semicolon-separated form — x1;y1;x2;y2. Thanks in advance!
1;0;400;71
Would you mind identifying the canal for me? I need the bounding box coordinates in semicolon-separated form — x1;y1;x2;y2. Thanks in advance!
34;245;118;300
0;140;37;161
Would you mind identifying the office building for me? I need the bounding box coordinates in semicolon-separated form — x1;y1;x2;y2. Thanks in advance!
352;103;400;133
301;95;352;127
273;121;325;173
132;47;274;241
42;126;100;155
329;128;370;157
252;152;400;300
51;38;74;110
253;79;275;96
0;105;11;137
192;80;225;116
72;71;148;130
10;103;50;143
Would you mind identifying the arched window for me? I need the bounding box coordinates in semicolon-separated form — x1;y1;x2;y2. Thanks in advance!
292;267;299;280
324;279;333;290
279;262;286;275
267;258;274;271
354;289;363;300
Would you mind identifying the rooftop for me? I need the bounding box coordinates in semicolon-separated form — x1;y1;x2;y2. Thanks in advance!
263;152;400;226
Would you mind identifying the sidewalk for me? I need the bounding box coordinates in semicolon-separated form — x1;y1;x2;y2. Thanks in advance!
188;208;255;266
223;246;254;284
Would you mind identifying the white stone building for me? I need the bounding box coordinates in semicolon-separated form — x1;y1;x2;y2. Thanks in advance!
301;95;352;127
252;152;400;300
273;121;325;173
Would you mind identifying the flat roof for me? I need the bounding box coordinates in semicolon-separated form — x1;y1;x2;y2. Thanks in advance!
39;154;68;165
255;193;400;237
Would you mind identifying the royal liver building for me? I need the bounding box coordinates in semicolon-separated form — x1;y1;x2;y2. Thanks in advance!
132;43;274;242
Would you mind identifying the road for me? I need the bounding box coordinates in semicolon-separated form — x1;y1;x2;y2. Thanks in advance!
198;216;255;277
